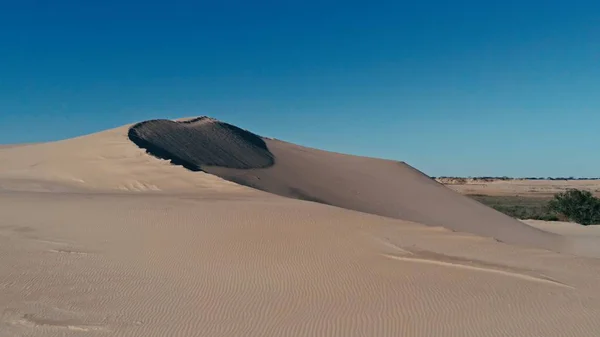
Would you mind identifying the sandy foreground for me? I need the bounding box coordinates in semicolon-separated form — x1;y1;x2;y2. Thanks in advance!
2;122;600;336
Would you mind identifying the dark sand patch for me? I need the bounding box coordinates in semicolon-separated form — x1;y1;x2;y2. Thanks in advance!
128;117;274;171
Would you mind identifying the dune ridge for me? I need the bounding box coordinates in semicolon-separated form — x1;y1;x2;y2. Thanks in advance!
0;124;248;193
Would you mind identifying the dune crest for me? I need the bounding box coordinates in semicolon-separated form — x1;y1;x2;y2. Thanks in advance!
0;124;246;193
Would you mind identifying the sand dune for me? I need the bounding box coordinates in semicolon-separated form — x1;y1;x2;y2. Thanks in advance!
129;117;563;252
2;117;600;336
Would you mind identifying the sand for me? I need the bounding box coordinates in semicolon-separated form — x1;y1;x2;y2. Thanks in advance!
128;117;274;170
131;117;564;252
2;117;600;336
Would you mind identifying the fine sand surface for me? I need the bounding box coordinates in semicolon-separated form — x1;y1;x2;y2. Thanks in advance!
2;117;600;336
523;220;600;237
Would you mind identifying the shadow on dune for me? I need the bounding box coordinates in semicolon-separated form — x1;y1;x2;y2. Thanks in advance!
128;117;274;171
128;117;567;252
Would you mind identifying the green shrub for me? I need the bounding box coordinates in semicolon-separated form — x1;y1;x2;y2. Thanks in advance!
547;189;600;225
468;195;557;221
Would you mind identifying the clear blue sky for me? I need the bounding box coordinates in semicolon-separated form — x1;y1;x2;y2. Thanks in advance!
1;1;598;177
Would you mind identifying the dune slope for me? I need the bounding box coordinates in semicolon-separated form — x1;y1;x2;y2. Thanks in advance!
129;117;564;252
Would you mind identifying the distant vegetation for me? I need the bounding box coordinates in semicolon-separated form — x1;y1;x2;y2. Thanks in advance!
433;176;600;181
470;189;600;225
468;195;560;221
548;189;600;226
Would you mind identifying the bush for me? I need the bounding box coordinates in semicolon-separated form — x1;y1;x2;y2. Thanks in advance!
547;189;600;225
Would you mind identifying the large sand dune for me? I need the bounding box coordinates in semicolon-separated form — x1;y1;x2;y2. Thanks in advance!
2;117;600;336
128;117;563;252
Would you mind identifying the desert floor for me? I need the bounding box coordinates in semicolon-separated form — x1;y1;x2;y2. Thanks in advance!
2;121;600;336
